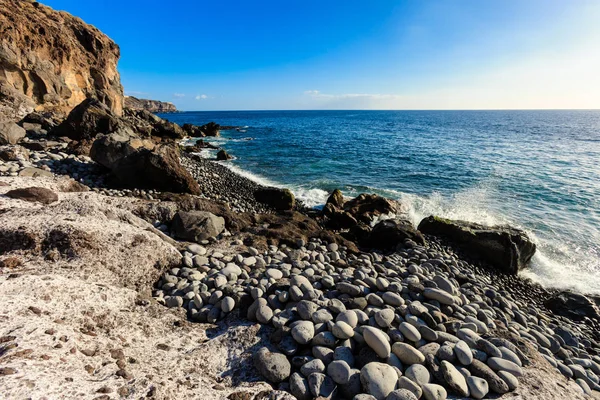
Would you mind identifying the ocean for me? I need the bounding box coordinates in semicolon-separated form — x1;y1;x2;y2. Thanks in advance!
159;110;600;295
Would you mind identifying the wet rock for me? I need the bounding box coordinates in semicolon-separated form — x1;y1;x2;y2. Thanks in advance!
418;216;536;274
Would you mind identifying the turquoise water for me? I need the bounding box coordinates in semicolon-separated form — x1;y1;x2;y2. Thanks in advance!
160;110;600;294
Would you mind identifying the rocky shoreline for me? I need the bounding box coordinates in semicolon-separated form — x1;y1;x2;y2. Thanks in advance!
2;1;600;399
3;105;600;400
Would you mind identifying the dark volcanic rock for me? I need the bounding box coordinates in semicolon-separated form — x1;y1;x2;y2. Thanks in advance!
254;187;295;211
172;211;226;242
5;187;58;204
362;219;425;249
418;216;536;274
544;291;600;322
216;150;233;161
343;193;398;224
91;134;200;194
53;98;122;141
326;189;345;209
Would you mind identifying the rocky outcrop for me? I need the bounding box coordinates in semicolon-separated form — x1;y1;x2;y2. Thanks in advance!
544;291;600;322
90;134;200;194
254;187;295;211
52;98;122;141
124;96;176;113
418;216;536;274
0;0;124;119
361;219;425;250
217;149;233;161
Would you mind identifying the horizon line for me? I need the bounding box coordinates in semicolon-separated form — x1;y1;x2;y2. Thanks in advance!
165;108;600;113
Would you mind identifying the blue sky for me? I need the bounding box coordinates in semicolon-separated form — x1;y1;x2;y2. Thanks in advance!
43;0;600;110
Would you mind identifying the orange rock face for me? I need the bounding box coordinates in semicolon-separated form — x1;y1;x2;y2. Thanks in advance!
0;0;124;119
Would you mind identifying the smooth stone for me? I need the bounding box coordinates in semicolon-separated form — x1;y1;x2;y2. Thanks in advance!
337;310;359;328
313;332;337;348
297;300;319;320
360;362;397;400
363;326;391;358
423;288;455;305
327;360;352;384
399;322;421;342
266;268;283;280
421;384;447;400
441;360;469;397
397;376;423;399
292;321;315;345
499;346;522;367
469;359;509;394
497;370;519;391
374;308;395;328
405;364;431;386
467;376;489;399
221;296;235;312
256;304;274;324
383;292;405;306
301;359;326;377
335;346;356;366
392;343;425;365
386;389;418;400
487;357;523;377
186;244;206;255
332;321;355;339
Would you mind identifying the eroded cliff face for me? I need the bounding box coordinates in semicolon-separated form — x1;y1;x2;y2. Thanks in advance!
0;0;124;120
124;96;177;113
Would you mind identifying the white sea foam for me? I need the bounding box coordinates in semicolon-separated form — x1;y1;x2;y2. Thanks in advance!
292;187;330;208
220;163;280;188
215;161;600;294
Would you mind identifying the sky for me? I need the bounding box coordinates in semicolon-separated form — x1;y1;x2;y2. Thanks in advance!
42;0;600;111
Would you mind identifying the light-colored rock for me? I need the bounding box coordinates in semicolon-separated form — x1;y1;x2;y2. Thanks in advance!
363;326;391;358
392;342;425;365
360;362;397;400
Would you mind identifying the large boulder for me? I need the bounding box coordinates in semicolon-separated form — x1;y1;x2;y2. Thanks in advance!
362;219;425;249
418;216;536;274
90;134;200;194
0;0;123;117
172;211;225;242
0;122;26;144
544;291;600;322
216;149;233;161
254;187;295;211
53;98;122;141
326;189;345;209
343;194;398;224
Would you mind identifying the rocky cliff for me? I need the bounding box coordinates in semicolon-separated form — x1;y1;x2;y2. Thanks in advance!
124;96;177;113
0;0;123;120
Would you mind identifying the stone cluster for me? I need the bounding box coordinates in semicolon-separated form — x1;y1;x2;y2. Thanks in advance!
155;235;600;399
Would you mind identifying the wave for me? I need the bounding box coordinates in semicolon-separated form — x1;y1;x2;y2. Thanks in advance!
218;161;600;295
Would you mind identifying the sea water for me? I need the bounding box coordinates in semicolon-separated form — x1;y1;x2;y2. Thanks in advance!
160;110;600;295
